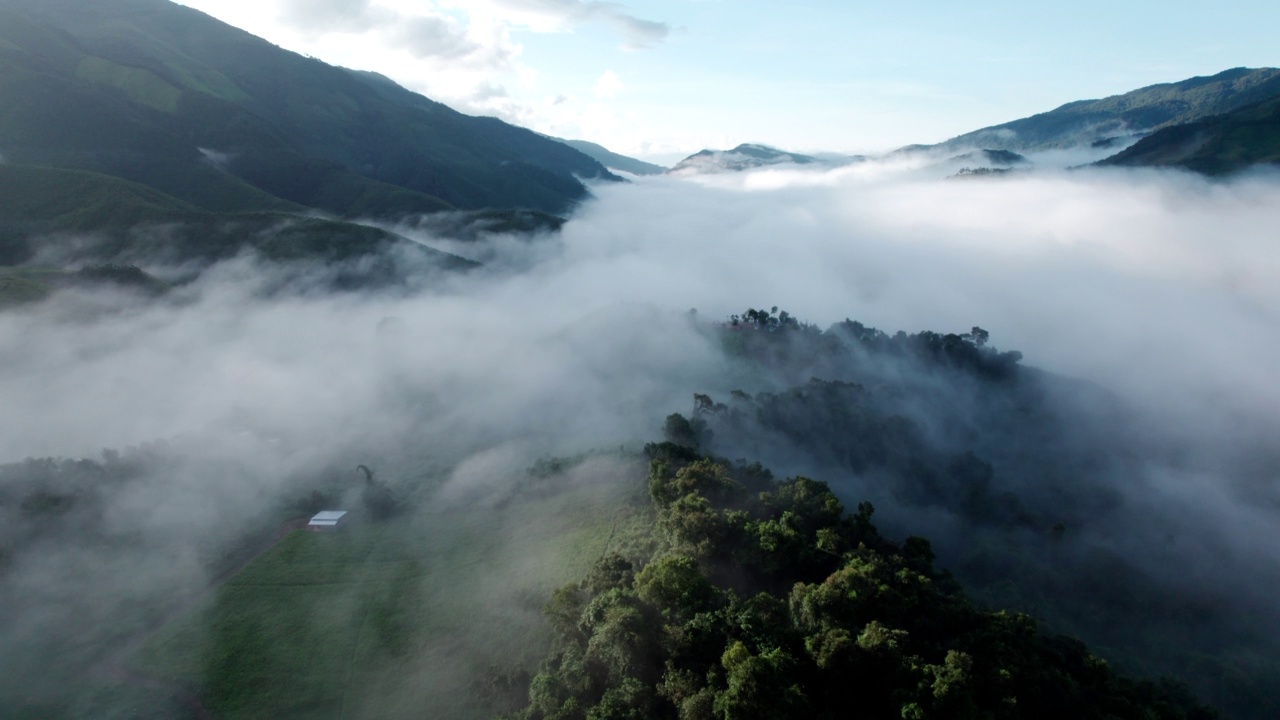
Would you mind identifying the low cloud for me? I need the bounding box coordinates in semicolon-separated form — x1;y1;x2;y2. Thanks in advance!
390;14;486;61
486;0;671;48
277;0;382;32
470;82;510;101
4;161;1280;712
7;163;1280;517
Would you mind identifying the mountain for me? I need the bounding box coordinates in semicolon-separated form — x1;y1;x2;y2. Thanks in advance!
670;143;823;174
0;0;619;222
556;138;667;176
1098;94;1280;174
933;149;1031;177
0;163;476;279
914;67;1280;154
949;148;1028;168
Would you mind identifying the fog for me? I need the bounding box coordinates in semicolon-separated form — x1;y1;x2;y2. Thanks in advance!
2;161;1279;716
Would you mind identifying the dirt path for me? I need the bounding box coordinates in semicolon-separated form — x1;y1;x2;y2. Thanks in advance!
96;517;309;719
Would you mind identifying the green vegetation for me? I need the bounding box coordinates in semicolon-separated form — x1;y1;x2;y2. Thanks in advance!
0;262;170;307
0;0;591;289
133;460;643;720
5;306;1274;719
0;164;475;289
0;164;199;263
919;67;1280;153
509;446;1215;719
0;266;58;306
1101;95;1280;173
0;0;617;222
687;309;1280;719
0;452;301;718
555;139;667;176
74;55;183;114
408;208;568;243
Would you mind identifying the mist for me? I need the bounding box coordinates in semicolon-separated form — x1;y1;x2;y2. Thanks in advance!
3;160;1279;716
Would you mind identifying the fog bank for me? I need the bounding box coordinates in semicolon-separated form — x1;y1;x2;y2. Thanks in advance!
2;159;1279;716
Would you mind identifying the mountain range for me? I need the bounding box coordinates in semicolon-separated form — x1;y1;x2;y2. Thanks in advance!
668;143;869;175
2;0;1279;287
1100;92;1280;173
669;68;1280;177
913;67;1280;155
0;0;625;276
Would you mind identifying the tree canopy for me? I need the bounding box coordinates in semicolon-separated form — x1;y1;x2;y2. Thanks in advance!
507;446;1216;720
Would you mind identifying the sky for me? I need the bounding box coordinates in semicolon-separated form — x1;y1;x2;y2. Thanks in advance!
169;0;1280;163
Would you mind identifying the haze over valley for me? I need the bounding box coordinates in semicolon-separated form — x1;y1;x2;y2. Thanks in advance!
2;1;1280;719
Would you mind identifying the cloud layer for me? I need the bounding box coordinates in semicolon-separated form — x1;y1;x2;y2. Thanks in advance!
4;162;1280;713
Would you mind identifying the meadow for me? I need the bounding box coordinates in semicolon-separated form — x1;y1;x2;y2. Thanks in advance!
135;458;650;719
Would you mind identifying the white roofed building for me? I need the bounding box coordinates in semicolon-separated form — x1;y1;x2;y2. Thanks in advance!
308;510;348;531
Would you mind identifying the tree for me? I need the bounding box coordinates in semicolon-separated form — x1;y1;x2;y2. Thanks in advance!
357;464;398;519
663;413;708;448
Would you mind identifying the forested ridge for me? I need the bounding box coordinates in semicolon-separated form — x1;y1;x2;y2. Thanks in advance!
507;443;1215;719
707;311;1280;718
506;308;1280;719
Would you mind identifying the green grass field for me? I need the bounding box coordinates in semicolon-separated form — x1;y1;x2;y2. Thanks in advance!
136;468;648;719
0;266;58;307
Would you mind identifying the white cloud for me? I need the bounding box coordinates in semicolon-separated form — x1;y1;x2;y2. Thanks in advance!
593;69;622;98
174;0;669;140
467;0;671;48
388;14;485;61
276;0;383;32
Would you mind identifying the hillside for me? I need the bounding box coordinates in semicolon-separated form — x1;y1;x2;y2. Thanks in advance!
915;67;1280;154
0;0;619;220
557;139;667;176
0;164;477;289
1099;95;1280;174
670;143;823;175
0;445;646;720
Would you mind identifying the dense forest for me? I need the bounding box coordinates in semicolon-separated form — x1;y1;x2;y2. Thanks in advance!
506;443;1214;719
665;309;1280;719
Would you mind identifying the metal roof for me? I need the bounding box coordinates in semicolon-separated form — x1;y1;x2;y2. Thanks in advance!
310;510;348;522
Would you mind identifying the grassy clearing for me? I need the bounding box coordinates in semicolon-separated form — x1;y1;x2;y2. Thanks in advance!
76;56;182;114
137;467;644;719
0;266;57;307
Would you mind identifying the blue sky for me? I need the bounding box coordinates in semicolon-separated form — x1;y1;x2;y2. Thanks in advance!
174;0;1280;163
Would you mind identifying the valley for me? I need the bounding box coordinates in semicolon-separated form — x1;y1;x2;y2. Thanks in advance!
2;1;1280;719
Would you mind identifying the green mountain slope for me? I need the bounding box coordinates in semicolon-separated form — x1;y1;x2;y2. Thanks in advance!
556;138;667;175
1099;95;1280;174
0;164;476;274
0;0;619;218
917;67;1280;153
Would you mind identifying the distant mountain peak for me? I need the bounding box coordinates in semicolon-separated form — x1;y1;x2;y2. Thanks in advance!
549;138;667;176
670;143;833;175
904;67;1280;156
